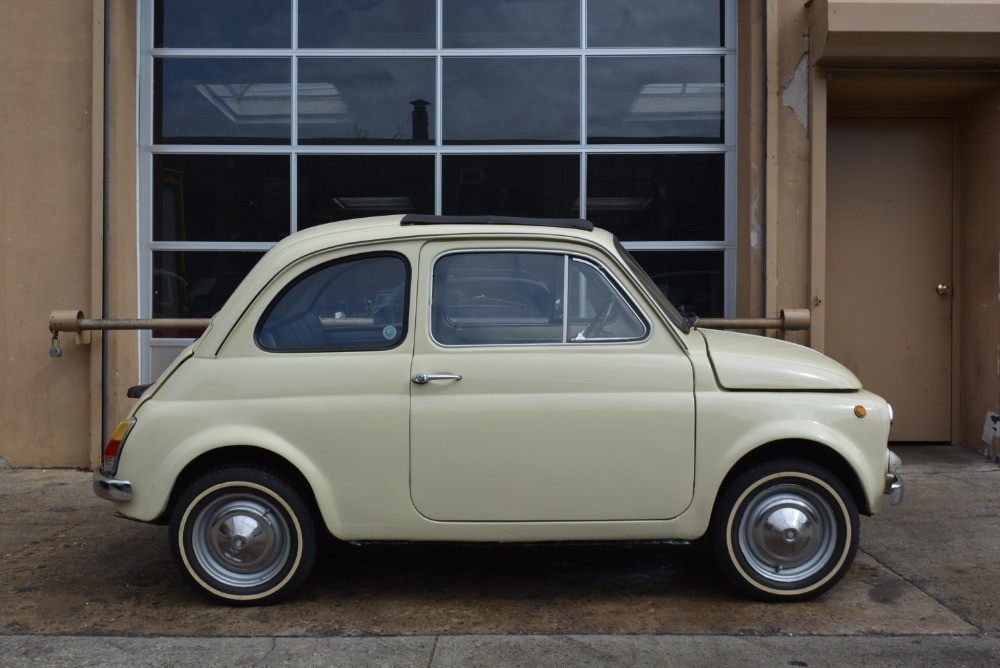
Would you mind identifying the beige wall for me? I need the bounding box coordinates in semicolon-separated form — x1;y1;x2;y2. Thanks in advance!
0;1;996;468
959;86;1000;458
103;0;141;469
765;1;815;346
0;1;98;467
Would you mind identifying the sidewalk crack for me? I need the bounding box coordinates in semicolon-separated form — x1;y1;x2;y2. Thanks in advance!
426;635;438;668
861;548;984;633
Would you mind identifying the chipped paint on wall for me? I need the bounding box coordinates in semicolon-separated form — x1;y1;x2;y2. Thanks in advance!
781;53;810;130
751;164;762;252
984;412;1000;449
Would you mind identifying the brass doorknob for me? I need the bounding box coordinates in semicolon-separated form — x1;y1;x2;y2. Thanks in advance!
936;283;951;296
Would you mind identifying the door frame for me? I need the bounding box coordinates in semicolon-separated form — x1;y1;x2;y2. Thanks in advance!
809;75;962;444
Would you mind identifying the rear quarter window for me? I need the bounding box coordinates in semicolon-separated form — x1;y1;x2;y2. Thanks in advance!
256;253;410;352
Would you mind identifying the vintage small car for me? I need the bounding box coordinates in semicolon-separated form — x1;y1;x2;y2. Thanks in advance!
94;214;903;604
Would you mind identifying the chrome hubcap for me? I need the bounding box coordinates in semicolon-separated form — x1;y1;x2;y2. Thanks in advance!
738;484;837;583
191;494;290;589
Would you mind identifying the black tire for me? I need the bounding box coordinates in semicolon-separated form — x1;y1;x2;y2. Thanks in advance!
711;459;859;602
169;467;317;605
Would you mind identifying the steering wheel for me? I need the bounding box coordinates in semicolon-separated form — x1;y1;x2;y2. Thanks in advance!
581;299;615;339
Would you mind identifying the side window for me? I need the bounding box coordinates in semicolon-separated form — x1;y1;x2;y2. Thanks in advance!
431;251;646;346
433;252;564;345
257;254;408;352
568;258;647;341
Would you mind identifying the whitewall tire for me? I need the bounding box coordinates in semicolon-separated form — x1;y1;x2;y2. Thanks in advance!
711;459;860;602
169;467;317;605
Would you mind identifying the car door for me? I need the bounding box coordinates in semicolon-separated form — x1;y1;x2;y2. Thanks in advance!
409;242;696;522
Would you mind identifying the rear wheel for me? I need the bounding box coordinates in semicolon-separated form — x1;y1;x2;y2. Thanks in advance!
169;467;317;605
711;459;859;601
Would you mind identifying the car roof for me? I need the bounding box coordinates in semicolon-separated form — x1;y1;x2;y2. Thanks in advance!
260;214;611;266
400;214;593;231
195;214;618;356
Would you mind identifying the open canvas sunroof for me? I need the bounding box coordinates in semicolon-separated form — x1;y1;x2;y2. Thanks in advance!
400;214;593;232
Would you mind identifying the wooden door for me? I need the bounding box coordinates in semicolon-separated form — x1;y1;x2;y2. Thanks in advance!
826;117;953;441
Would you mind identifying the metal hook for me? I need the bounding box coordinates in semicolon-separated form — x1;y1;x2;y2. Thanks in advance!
49;332;62;358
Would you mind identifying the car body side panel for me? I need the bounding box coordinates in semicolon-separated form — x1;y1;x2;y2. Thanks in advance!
409;240;697;522
106;220;891;543
111;353;413;526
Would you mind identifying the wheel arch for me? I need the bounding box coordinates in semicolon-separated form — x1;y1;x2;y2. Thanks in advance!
165;446;323;529
714;439;871;518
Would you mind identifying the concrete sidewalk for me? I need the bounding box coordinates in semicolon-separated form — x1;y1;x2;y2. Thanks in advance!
1;445;998;665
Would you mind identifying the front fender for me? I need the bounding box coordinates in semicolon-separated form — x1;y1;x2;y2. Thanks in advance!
681;390;889;534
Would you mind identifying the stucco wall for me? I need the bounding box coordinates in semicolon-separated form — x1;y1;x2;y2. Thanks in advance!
102;0;141;469
959;85;1000;458
766;0;815;345
0;1;96;467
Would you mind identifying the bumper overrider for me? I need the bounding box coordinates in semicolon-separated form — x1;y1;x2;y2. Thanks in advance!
885;449;904;506
93;471;132;502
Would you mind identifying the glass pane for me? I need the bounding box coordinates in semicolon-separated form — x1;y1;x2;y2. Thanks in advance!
588;57;723;144
443;58;579;144
586;154;724;241
155;0;291;48
298;0;435;48
258;255;408;352
587;0;723;48
298;59;435;145
568;259;646;341
442;155;579;218
155;58;291;144
443;0;579;48
628;250;724;318
152;251;265;337
297;155;435;229
432;252;565;345
153;155;290;242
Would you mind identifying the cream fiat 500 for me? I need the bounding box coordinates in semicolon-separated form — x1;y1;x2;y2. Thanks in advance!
95;214;903;604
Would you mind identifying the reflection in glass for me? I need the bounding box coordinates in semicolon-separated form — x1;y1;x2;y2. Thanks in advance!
588;0;722;47
259;255;408;352
298;59;435;144
155;0;291;48
153;155;290;242
628;250;724;318
152;251;265;336
443;0;579;48
155;59;291;144
444;58;579;144
586;154;724;241
299;0;435;48
588;57;723;144
297;155;434;228
442;155;578;217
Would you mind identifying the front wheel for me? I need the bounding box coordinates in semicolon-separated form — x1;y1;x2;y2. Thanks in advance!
711;459;859;602
169;467;317;605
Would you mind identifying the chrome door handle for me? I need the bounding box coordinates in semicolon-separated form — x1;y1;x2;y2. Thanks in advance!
411;373;462;384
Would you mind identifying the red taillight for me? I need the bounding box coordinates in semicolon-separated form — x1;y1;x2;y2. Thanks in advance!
103;419;135;474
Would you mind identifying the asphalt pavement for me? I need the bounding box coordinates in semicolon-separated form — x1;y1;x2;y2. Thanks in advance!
1;445;997;666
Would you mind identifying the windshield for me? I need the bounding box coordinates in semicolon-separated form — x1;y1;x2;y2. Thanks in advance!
614;239;691;334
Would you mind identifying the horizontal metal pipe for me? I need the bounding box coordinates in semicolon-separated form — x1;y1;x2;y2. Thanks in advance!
693;317;784;329
694;317;809;331
75;318;211;331
51;312;809;334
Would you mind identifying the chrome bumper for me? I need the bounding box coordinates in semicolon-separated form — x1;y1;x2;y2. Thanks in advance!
884;449;904;506
93;471;132;502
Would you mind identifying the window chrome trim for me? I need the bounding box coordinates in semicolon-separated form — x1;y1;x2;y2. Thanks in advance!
427;247;651;349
